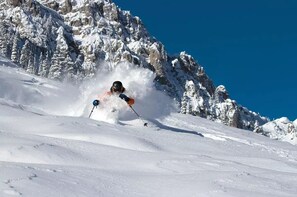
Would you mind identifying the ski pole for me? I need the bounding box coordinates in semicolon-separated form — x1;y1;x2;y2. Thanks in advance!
88;105;95;118
89;100;100;118
129;105;148;127
118;94;148;127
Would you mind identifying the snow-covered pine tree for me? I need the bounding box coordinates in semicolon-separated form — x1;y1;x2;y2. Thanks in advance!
81;60;97;77
0;22;8;57
20;40;30;69
0;21;14;58
26;50;35;74
181;93;189;114
48;51;62;80
80;42;97;77
72;54;85;80
5;26;14;59
48;27;70;80
11;33;20;63
38;51;48;77
64;55;75;80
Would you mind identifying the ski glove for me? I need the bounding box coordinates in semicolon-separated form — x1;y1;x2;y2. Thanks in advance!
119;93;129;101
93;99;100;106
119;94;135;106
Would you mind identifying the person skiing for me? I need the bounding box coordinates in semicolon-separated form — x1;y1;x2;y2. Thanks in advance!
92;81;135;107
90;81;147;126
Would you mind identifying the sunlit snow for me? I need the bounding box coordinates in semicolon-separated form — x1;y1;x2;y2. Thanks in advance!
1;56;297;197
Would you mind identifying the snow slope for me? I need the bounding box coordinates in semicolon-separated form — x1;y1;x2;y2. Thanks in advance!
1;57;297;197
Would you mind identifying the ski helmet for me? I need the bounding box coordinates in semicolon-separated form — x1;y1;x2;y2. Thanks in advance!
112;81;123;92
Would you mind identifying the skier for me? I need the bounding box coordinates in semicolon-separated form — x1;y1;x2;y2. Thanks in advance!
90;81;147;126
92;81;135;107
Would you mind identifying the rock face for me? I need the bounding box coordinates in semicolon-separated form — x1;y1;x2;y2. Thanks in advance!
0;0;269;131
255;117;297;145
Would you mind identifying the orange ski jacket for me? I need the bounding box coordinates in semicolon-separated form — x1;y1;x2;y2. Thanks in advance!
99;89;135;106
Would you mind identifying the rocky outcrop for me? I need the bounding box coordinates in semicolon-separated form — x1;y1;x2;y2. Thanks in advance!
5;0;22;7
255;117;297;145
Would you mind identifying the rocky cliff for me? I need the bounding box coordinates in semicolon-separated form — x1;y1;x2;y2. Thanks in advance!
255;118;297;145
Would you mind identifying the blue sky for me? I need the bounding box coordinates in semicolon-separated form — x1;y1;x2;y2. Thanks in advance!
113;0;297;121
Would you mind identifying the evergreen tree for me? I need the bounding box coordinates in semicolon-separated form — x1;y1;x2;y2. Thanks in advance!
0;22;8;57
39;54;46;77
48;49;62;80
6;26;14;59
42;51;50;77
37;51;45;76
20;40;30;69
65;55;75;79
82;61;97;77
44;15;53;37
181;93;189;114
26;50;35;74
11;33;20;63
73;54;85;79
48;27;70;80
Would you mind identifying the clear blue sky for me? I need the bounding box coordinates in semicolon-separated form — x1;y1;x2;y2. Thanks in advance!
113;0;297;121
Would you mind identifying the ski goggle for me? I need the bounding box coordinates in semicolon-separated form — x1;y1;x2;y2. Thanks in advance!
112;85;122;92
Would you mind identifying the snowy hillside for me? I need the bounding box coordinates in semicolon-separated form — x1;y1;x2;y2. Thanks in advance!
1;57;297;197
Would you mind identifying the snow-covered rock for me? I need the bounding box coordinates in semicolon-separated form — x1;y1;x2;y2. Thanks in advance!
255;117;297;145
